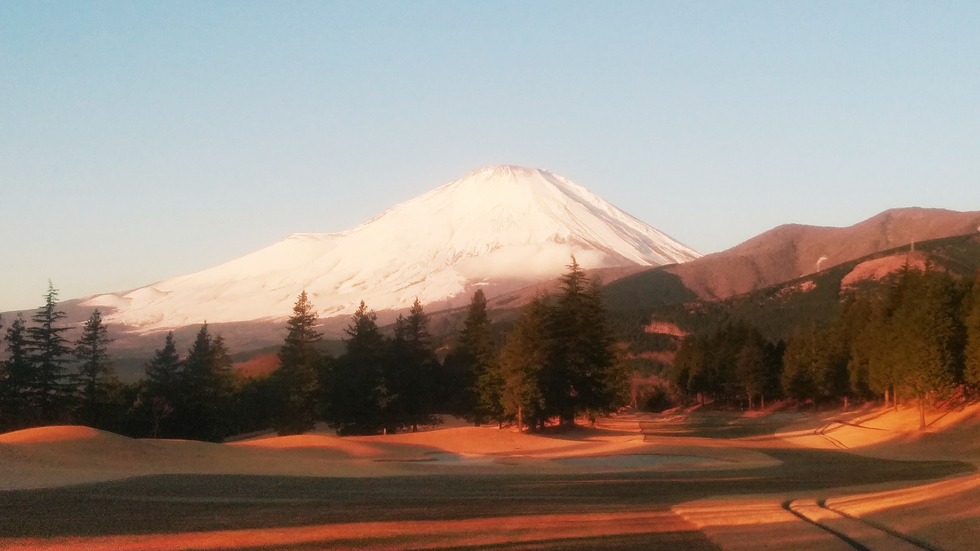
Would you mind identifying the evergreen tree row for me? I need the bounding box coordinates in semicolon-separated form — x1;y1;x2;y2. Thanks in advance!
296;257;627;435
0;283;119;432
472;258;629;431
0;259;630;439
669;265;980;429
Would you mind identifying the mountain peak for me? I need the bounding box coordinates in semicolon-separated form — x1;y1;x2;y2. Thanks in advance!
84;166;699;331
466;165;542;179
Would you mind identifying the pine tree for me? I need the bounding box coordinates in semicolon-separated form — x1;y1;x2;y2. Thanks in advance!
145;332;181;396
762;339;785;408
543;258;617;425
868;318;901;406
542;258;585;424
274;291;323;435
868;263;918;407
143;332;182;438
1;315;34;430
445;289;497;421
209;334;236;394
74;310;118;428
892;269;961;429
840;294;882;401
26;282;74;424
815;326;849;401
177;325;213;440
673;336;708;404
386;299;440;432
178;324;235;441
781;325;818;402
736;334;766;410
781;323;848;405
326;302;389;435
498;297;549;432
581;277;622;415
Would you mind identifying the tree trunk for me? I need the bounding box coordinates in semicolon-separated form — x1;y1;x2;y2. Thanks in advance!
761;395;765;409
884;388;890;408
843;396;849;412
517;405;523;434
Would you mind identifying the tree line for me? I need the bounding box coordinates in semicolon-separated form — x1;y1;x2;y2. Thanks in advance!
0;283;120;432
0;259;627;439
671;265;980;428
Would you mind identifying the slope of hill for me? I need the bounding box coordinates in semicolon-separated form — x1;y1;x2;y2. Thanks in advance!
607;232;980;354
80;165;699;332
665;207;980;301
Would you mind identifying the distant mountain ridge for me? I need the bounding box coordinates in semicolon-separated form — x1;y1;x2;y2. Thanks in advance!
664;207;980;301
81;165;700;332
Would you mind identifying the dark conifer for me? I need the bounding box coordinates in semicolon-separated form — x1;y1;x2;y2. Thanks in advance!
326;302;389;435
781;325;818;402
868;318;901;407
143;332;181;437
26;282;74;424
178;324;235;441
274;291;323;435
0;315;33;430
581;277;624;416
209;334;235;388
74;309;118;428
145;332;181;395
445;289;496;421
782;324;847;404
673;336;708;404
891;269;961;429
736;334;766;410
498;297;549;432
839;294;882;401
386;299;440;432
543;257;617;425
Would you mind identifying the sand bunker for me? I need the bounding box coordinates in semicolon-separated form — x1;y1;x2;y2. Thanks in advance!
0;426;431;490
0;425;105;444
232;434;385;458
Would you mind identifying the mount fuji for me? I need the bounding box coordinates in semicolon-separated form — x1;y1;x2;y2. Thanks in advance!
83;165;700;332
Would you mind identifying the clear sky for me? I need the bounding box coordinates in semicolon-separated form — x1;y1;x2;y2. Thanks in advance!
2;1;979;311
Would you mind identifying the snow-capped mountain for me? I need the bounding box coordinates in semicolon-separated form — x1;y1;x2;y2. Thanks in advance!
83;165;700;331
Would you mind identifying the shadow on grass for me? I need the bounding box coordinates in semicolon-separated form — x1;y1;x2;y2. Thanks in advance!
640;412;801;439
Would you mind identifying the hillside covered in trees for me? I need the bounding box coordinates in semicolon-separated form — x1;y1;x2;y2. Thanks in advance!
655;262;980;429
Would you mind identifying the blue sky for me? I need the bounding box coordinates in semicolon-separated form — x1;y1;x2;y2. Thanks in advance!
2;1;978;311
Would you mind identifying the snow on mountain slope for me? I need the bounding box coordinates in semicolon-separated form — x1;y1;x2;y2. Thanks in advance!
83;166;700;331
